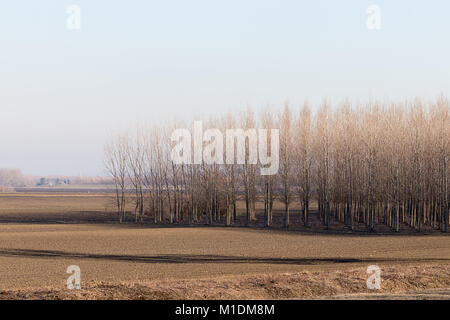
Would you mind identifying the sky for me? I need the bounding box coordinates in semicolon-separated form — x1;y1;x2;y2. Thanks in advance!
0;0;449;176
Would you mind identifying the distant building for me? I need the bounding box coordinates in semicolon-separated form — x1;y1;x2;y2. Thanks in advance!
37;177;70;186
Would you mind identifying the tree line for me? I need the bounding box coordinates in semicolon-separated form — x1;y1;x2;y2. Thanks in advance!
0;169;32;188
105;97;449;232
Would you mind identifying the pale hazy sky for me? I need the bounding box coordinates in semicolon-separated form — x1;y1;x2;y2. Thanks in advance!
0;0;449;176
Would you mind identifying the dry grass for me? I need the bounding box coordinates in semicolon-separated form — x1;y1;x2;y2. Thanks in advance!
0;193;115;223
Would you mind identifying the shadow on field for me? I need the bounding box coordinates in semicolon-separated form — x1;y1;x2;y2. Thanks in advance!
0;248;449;265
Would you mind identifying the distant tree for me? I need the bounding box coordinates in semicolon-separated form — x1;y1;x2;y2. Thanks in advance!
105;133;128;223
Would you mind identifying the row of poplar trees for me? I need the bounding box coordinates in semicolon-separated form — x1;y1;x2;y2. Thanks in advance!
105;97;449;232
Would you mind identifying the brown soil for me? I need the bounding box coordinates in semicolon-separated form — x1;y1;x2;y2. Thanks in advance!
0;193;448;299
0;264;449;300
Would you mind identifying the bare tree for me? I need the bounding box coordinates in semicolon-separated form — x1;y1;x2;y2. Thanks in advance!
279;103;293;228
294;102;312;227
105;133;128;223
105;97;449;233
